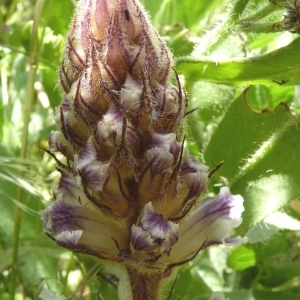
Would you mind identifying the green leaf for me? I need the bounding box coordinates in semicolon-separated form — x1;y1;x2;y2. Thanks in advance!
197;290;300;300
166;31;196;58
204;90;300;233
176;37;300;86
246;85;294;111
227;244;257;271
254;233;289;262
151;0;221;33
264;211;300;230
41;0;74;36
231;290;299;300
260;261;300;288
80;259;119;300
246;221;279;243
171;255;213;299
189;82;235;123
246;211;300;243
186;81;236;155
40;27;64;69
18;246;65;294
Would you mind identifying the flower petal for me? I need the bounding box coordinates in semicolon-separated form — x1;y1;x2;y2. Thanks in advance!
180;152;208;194
131;224;157;251
169;187;244;263
55;230;82;248
145;148;174;174
40;200;128;258
140;203;178;241
131;203;179;253
77;139;97;169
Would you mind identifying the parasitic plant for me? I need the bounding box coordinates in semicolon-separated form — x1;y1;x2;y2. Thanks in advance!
41;0;244;299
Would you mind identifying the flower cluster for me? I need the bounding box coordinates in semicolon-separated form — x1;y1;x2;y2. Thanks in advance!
41;0;244;275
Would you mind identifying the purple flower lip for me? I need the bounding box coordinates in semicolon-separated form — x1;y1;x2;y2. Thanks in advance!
74;139;110;191
140;203;179;241
131;203;179;253
145;148;174;174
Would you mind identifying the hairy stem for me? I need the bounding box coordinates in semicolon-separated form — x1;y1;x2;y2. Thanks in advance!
204;0;250;54
126;268;164;300
237;21;283;33
241;2;283;23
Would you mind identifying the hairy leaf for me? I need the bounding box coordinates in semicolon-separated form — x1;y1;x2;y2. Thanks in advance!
176;37;300;86
204;90;300;233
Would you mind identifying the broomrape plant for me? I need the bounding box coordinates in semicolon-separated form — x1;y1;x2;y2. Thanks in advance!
40;0;244;299
2;0;300;299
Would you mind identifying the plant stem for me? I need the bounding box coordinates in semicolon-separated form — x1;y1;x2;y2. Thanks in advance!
154;0;172;27
204;0;250;54
237;21;283;33
240;2;283;23
9;1;45;299
126;267;164;300
6;0;22;21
